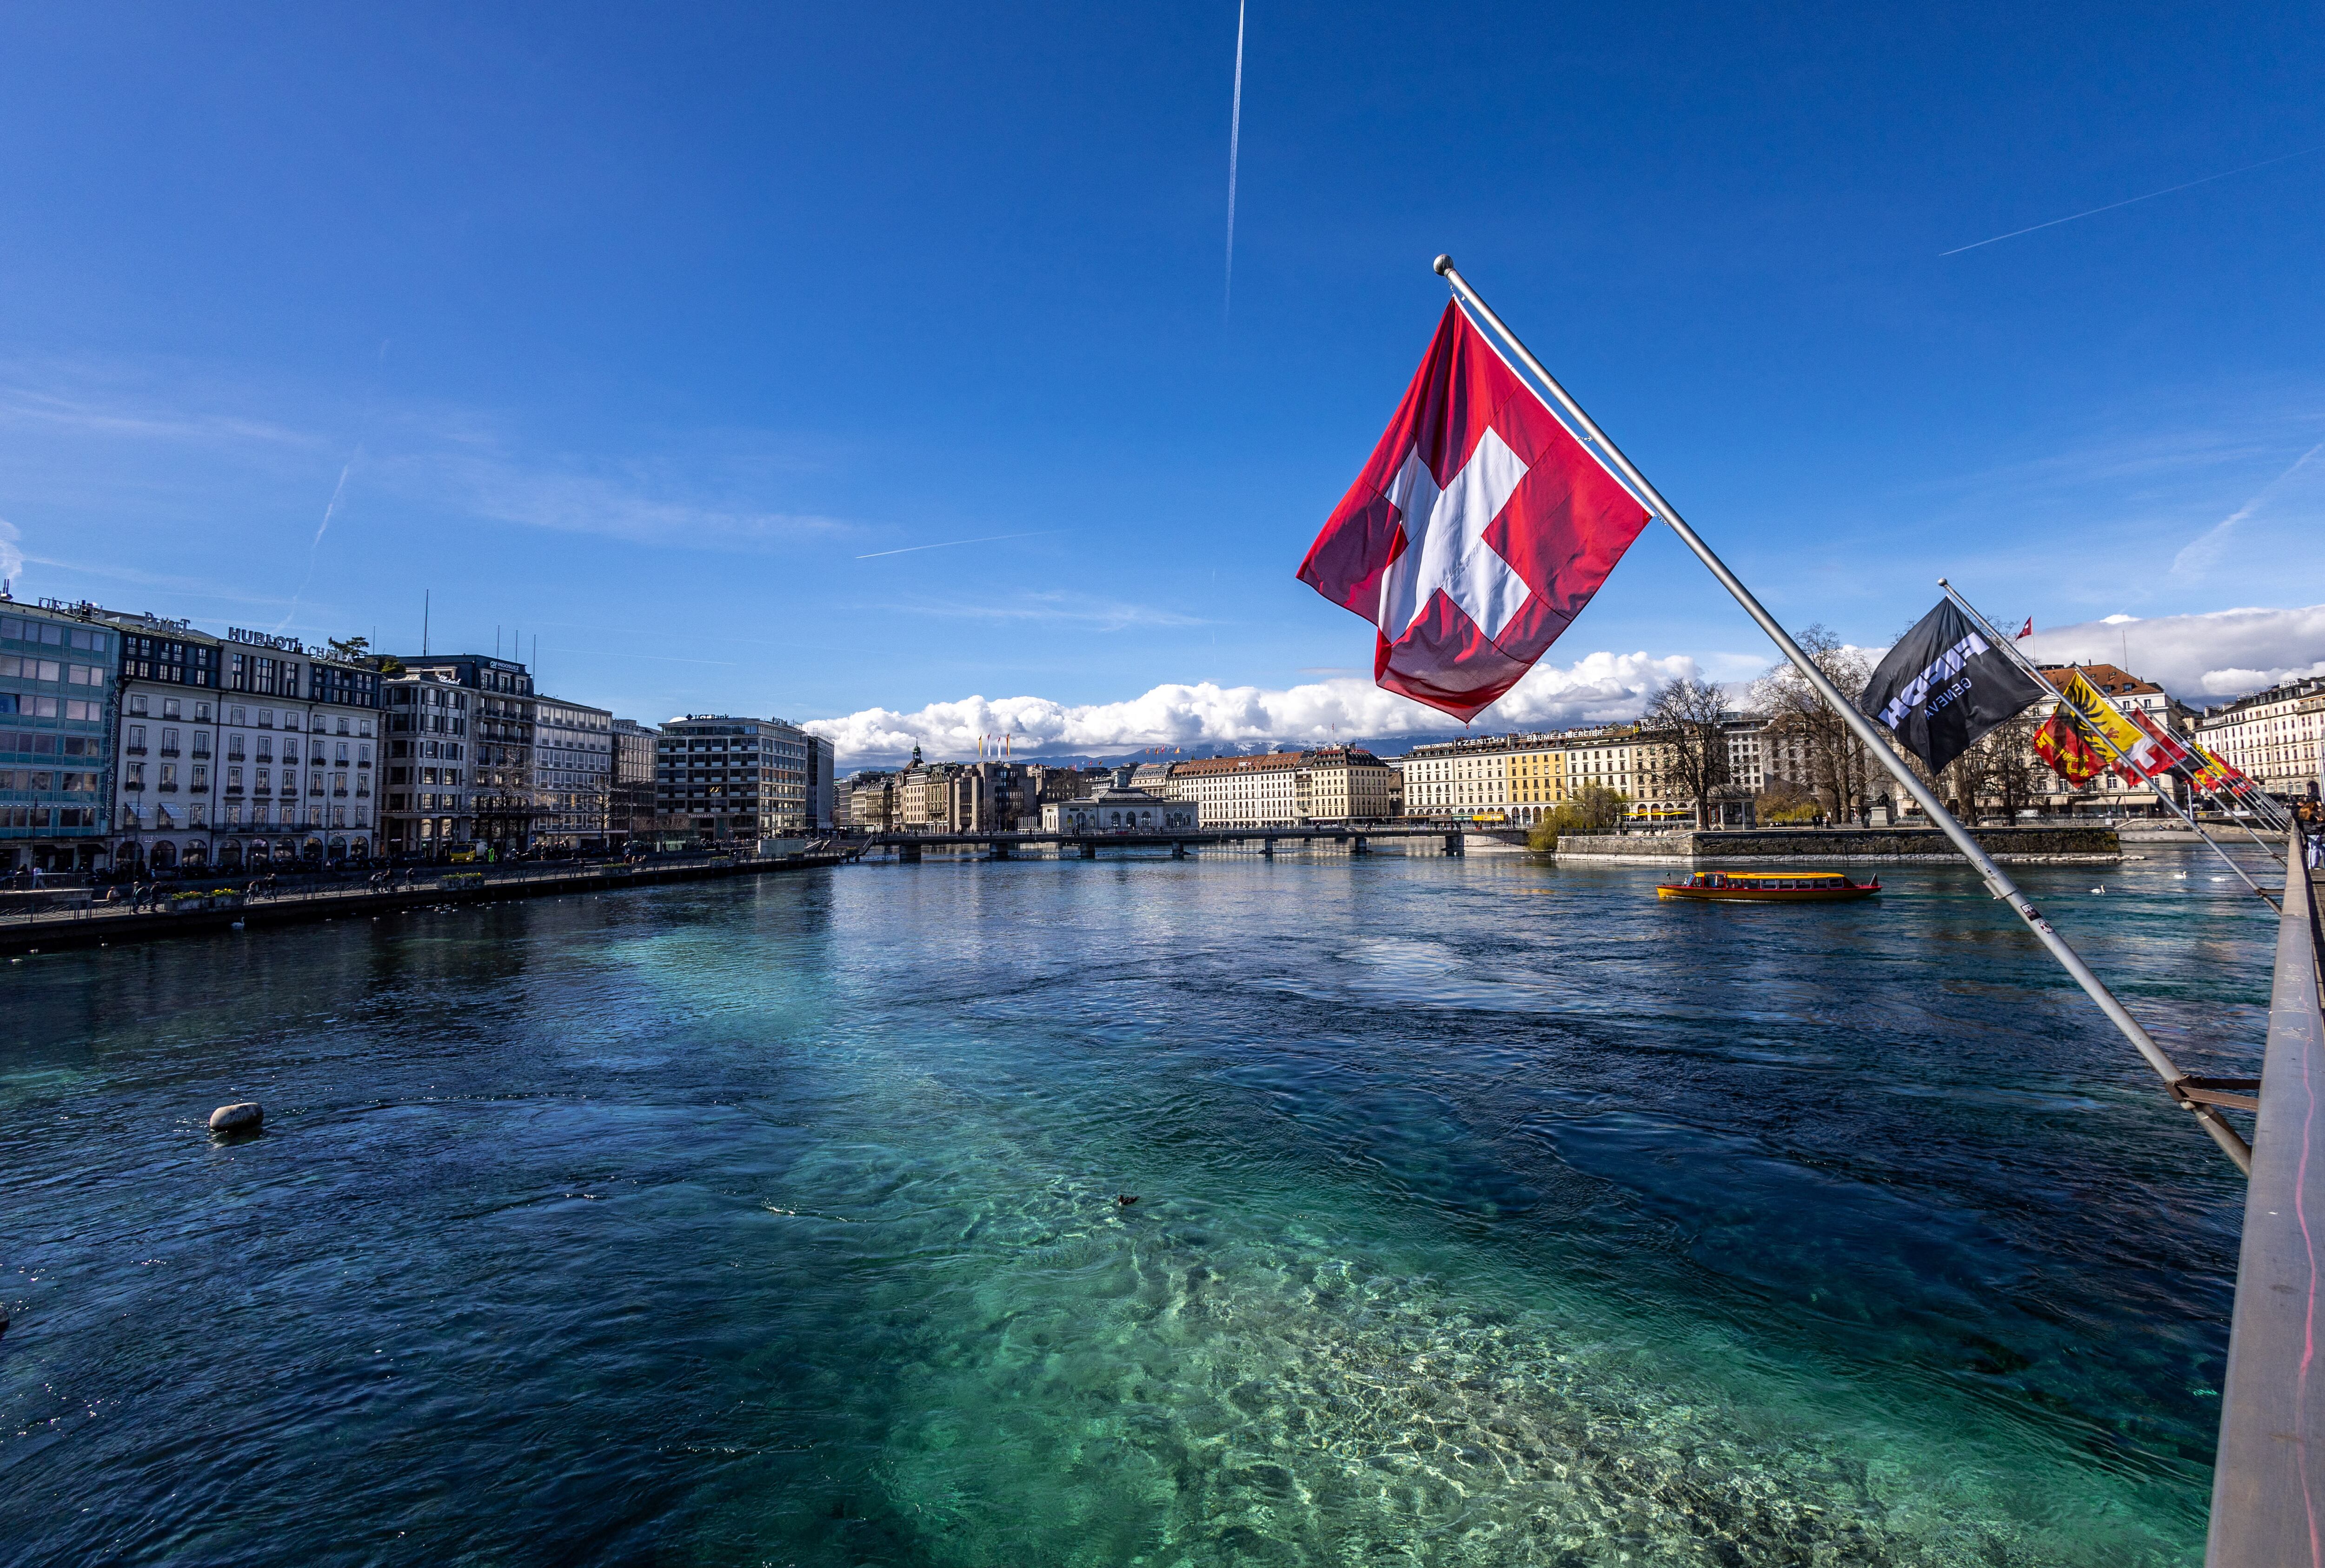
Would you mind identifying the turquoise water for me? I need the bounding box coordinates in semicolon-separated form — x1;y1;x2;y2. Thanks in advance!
0;842;2277;1565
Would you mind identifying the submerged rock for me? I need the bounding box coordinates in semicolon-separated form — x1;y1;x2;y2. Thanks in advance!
208;1102;263;1135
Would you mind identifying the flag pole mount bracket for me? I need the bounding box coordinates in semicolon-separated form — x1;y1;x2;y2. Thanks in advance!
2172;1076;2263;1113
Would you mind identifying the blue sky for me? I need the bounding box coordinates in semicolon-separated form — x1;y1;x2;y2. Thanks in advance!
2;3;2320;759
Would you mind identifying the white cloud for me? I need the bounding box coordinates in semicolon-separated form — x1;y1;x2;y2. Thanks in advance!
421;450;853;550
0;517;21;585
0;379;317;450
2021;604;2325;699
804;649;1694;763
885;591;1203;631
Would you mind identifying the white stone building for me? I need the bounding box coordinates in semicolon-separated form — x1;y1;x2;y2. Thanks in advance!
2197;675;2325;803
107;618;383;872
1042;778;1196;833
1169;752;1308;827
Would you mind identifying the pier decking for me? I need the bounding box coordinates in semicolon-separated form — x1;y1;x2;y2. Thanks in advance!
2206;835;2325;1567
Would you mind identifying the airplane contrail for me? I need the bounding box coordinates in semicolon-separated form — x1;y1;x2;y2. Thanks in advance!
1940;146;2318;256
855;530;1060;560
1224;0;1245;317
274;338;391;635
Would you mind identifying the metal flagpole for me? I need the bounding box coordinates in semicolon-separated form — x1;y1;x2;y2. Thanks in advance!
1432;255;2252;1173
2214;747;2292;833
1940;582;2281;912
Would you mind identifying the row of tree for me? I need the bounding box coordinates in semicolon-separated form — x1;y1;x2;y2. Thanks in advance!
1622;624;2059;835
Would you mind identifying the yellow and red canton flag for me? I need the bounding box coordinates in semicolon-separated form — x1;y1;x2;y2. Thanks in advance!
2057;670;2188;781
2033;709;2107;786
1298;303;1652;721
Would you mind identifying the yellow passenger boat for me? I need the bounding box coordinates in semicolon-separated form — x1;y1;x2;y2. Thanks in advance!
1655;870;1880;902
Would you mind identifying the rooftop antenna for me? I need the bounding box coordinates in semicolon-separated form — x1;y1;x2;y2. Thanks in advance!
423;589;431;655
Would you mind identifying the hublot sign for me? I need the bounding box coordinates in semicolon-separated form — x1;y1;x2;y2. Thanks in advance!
228;627;307;653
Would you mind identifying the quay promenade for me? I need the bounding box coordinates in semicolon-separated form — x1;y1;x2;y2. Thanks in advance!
0;850;851;956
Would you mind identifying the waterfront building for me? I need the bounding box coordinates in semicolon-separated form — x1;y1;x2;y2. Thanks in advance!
393;655;538;852
655;715;815;840
2031;663;2187;817
2198;676;2325;803
1296;746;1400;820
1170;751;1308;827
898;753;963;831
845;769;895;834
805;734;836;832
381;669;474;856
1398;725;1692;825
532;696;614;850
611;719;658;845
1129;761;1177;794
1040;768;1196;833
950;760;1046;831
1503;739;1566;821
106;619;382;872
0;598;117;872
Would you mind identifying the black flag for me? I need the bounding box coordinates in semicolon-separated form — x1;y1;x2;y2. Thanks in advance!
1858;600;2049;774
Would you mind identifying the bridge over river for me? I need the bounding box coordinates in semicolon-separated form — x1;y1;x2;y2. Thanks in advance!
865;823;1483;861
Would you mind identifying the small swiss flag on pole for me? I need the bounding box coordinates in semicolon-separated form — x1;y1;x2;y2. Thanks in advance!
1297;302;1651;721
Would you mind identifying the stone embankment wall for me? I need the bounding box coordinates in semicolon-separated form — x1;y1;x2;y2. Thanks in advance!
1554;826;2119;865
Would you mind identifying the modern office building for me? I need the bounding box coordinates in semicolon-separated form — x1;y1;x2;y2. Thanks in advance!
654;715;817;840
393;655;537;852
611;719;658;845
381;668;474;856
532;696;614;850
0;598;118;872
805;734;835;832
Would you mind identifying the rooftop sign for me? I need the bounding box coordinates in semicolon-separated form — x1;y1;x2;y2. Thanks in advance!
228;627;306;653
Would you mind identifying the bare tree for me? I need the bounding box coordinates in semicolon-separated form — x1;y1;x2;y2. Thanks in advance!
1644;675;1731;827
1750;626;1876;821
1940;712;2043;820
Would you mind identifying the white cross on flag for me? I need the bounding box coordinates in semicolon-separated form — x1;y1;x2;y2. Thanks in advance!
1298;303;1651;720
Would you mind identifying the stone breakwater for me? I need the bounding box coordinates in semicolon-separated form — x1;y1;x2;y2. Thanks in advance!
0;852;851;956
1554;825;2120;865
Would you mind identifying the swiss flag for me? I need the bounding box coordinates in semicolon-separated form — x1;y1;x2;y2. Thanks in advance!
1298;303;1652;720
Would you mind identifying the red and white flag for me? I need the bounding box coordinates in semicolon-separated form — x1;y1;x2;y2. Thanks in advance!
2015;617;2033;639
1297;303;1651;720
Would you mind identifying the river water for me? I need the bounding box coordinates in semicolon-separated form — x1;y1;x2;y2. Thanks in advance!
0;840;2279;1566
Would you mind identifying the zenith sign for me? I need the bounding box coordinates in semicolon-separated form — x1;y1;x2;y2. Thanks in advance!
1375;427;1531;642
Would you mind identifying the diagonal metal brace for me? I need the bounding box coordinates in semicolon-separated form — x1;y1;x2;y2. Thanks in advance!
2169;1076;2262;1113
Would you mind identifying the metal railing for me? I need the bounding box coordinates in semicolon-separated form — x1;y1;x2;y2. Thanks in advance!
2206;824;2325;1566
